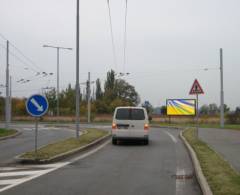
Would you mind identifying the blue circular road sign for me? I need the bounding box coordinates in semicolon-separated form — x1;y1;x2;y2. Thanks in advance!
26;94;49;117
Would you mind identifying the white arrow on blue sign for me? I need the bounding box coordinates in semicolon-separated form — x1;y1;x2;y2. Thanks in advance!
26;94;49;117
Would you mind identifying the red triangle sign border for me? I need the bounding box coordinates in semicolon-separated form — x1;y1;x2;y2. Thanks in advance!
189;79;204;95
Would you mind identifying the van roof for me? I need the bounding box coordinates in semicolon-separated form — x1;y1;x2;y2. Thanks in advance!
115;106;145;110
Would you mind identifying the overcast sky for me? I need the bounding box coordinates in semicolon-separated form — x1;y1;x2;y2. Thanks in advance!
0;0;240;109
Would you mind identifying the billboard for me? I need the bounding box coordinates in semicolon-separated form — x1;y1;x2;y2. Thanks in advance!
167;99;196;116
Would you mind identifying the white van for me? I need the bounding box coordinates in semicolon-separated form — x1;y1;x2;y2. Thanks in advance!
112;107;150;145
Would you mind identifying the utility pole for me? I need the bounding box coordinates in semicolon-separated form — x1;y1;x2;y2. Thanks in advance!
9;76;12;123
76;0;80;138
220;48;224;128
87;72;91;123
5;40;10;129
57;47;60;119
43;45;72;122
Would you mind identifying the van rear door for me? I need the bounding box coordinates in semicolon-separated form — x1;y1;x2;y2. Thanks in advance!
115;108;146;137
128;108;146;137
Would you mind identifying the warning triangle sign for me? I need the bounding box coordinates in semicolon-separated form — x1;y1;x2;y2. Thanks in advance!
189;79;204;95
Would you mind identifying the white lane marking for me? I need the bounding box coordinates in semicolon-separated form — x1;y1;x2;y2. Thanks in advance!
0;140;110;193
0;170;44;177
70;139;111;162
163;130;177;143
175;168;186;195
0;167;26;171
0;162;68;192
0;179;23;185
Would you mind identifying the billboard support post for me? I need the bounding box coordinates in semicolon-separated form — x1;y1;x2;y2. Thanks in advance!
196;94;199;138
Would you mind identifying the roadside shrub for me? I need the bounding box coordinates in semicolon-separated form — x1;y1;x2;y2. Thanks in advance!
226;112;240;124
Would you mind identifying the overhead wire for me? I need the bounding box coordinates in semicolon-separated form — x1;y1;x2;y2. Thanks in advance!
0;32;44;73
107;0;118;71
123;0;128;73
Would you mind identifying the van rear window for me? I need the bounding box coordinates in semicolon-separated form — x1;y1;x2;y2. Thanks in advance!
116;108;145;120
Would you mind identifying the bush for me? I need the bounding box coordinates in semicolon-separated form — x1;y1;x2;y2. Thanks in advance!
226;112;240;124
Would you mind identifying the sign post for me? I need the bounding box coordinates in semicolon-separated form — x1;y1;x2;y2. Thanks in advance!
189;79;204;138
26;94;48;159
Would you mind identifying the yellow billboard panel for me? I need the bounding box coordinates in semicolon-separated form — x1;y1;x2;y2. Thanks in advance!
167;99;196;116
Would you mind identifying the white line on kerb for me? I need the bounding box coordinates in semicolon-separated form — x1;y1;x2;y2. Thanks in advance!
163;130;177;143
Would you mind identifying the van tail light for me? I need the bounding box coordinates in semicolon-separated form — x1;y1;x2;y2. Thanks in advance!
112;123;117;130
144;124;149;131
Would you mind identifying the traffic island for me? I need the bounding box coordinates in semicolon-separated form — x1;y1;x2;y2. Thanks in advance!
16;129;110;164
0;128;20;140
181;128;240;195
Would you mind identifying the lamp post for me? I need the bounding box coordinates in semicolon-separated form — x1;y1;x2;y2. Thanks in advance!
43;45;72;120
76;0;80;138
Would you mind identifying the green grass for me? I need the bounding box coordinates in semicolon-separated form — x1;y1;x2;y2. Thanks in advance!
183;128;240;195
21;129;108;160
151;122;240;130
0;128;17;138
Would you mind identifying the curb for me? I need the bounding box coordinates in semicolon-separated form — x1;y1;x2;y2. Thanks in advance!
15;132;111;164
0;131;22;141
150;125;180;129
179;130;213;195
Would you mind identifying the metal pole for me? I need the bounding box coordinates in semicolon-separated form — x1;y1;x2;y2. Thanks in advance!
76;0;80;138
35;117;38;159
196;94;199;138
87;72;91;123
57;47;60;121
5;41;9;129
9;76;12;123
220;48;224;128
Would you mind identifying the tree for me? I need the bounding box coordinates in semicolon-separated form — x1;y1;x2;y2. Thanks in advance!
160;106;167;115
104;70;115;92
45;88;57;115
95;78;103;100
223;104;230;113
104;70;116;101
208;103;219;115
199;104;209;115
142;101;153;114
235;107;240;115
114;79;140;106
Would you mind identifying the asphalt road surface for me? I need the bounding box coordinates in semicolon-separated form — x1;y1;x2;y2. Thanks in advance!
0;127;201;195
199;128;240;171
0;123;76;165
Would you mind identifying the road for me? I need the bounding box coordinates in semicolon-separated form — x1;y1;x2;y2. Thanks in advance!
199;128;240;171
0;127;201;195
0;123;76;165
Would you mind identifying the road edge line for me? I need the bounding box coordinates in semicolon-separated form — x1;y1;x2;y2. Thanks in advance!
179;130;213;195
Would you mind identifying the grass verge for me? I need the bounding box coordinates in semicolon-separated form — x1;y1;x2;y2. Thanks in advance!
0;128;17;138
183;128;240;195
151;122;240;130
21;128;108;160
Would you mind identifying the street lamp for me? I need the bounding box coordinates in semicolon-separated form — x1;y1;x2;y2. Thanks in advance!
43;44;72;120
